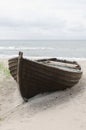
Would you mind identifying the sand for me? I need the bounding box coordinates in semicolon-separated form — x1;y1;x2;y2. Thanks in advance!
0;59;86;130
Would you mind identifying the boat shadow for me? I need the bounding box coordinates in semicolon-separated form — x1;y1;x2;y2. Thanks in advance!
25;76;85;116
2;75;85;120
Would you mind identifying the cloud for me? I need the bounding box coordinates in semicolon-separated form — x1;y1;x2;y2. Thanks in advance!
0;0;86;39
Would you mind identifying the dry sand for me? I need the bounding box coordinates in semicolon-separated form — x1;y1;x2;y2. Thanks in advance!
0;59;86;130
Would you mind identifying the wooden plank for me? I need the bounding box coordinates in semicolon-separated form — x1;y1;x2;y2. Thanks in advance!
9;63;18;68
11;71;17;76
9;66;17;72
8;57;18;62
22;60;82;79
22;71;79;86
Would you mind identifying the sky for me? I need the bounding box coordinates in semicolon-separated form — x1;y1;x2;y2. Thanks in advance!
0;0;86;40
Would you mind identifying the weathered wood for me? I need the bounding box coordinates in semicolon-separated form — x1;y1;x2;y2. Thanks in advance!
8;57;18;63
17;52;23;83
8;62;17;68
11;71;17;76
9;66;17;72
37;58;81;70
8;52;82;101
22;59;82;78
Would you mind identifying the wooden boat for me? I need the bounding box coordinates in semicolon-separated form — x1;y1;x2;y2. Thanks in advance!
8;52;82;101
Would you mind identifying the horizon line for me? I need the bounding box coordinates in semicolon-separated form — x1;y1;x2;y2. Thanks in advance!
0;39;86;41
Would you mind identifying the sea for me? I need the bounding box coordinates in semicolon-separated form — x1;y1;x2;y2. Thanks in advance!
0;40;86;59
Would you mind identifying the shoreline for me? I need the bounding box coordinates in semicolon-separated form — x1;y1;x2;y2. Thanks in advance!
0;55;86;60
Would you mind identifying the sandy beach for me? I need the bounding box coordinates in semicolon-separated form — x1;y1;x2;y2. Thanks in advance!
0;59;86;130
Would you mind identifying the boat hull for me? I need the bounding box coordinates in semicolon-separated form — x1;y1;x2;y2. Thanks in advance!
8;53;82;100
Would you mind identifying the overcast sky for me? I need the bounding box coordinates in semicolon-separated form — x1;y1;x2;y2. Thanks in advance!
0;0;86;40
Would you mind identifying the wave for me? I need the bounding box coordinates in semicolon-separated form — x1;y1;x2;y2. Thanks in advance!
0;46;54;50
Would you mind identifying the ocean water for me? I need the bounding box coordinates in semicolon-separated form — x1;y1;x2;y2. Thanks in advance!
0;40;86;59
